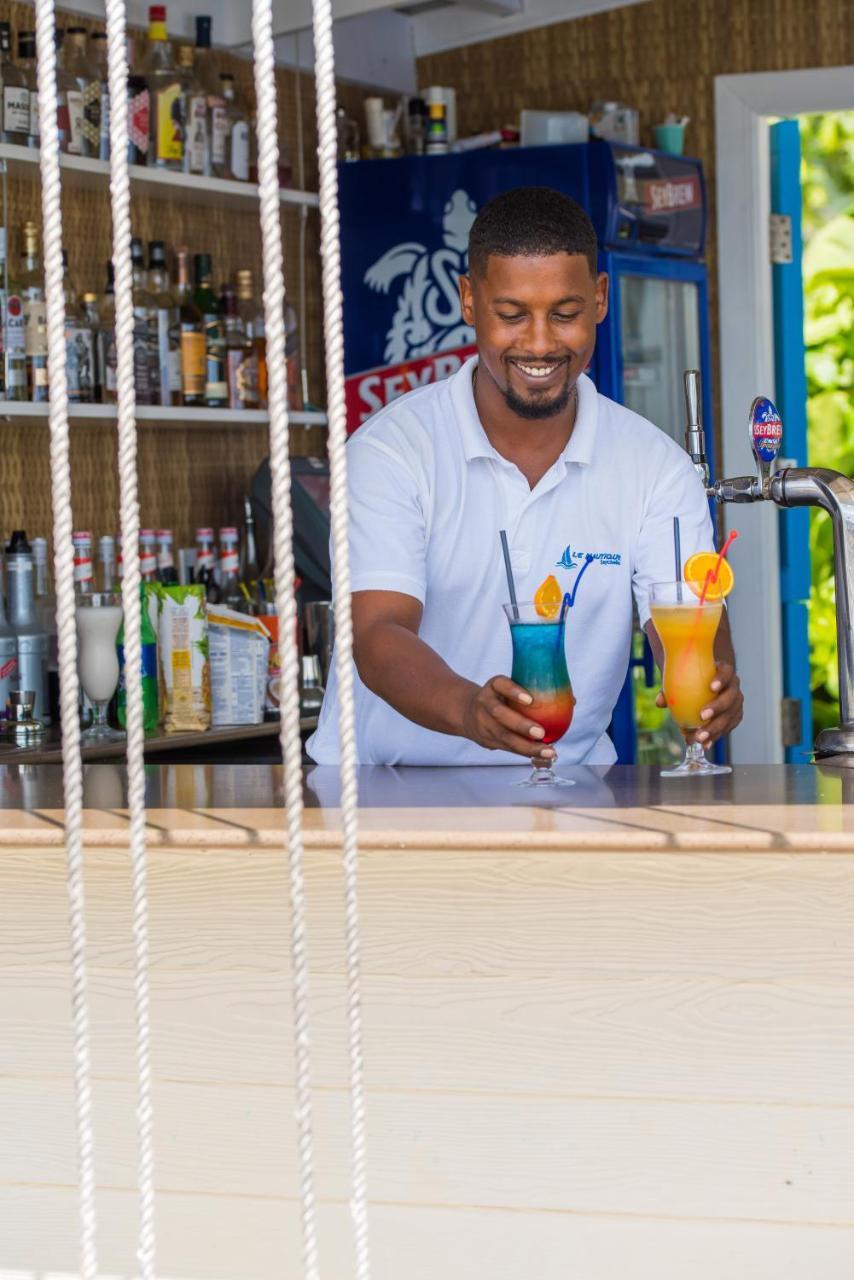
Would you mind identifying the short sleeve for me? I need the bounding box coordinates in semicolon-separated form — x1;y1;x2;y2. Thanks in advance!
335;436;427;604
632;454;715;628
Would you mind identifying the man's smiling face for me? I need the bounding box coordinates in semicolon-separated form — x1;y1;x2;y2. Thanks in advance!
459;252;609;421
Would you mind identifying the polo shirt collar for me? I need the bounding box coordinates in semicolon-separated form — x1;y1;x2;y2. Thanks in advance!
453;356;599;467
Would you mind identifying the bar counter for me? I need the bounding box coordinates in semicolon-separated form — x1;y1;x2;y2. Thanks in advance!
3;763;854;1277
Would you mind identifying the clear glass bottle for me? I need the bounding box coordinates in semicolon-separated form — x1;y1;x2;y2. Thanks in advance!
195;526;218;601
147;240;180;406
19;221;48;403
16;33;39;149
232;269;260;410
175;247;204;406
139;528;158;583
193;252;226;407
156;528;178;584
219;73;249;183
219;526;242;609
98;260;117;405
0;23;30;146
178;44;207;176
6;531;49;724
98;535;116;591
31;535;58;703
241;496;260;601
64;27;102;159
131;235;160;405
63;250;96;404
55;28;85;155
81;292;101;401
195;16;226;176
222;283;245;410
140;4;185;171
3;228;27;401
89;31;111;161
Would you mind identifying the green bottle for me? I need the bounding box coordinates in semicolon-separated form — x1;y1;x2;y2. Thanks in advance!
117;583;159;732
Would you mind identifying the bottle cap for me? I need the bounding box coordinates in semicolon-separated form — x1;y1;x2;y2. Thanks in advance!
67;25;87;36
219;527;238;539
6;531;31;554
195;15;212;47
219;72;235;84
99;535;115;552
31;537;48;564
62;249;69;269
0;23;11;52
18;33;35;56
139;528;155;540
196;527;214;539
156;529;173;540
193;252;212;282
72;530;93;543
131;236;144;262
148;240;166;266
149;6;167;23
81;292;97;303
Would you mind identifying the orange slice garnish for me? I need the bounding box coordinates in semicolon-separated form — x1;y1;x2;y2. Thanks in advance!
534;574;563;618
684;552;734;601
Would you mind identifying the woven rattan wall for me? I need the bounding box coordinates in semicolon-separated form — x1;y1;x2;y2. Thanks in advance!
418;0;853;462
0;0;373;552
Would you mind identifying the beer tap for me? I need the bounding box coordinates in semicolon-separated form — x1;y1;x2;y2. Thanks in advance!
683;369;854;765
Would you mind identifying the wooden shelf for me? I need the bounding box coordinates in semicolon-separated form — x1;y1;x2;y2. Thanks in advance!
0;401;328;428
0;142;319;210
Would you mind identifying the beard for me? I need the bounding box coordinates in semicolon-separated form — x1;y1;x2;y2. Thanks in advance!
503;378;573;421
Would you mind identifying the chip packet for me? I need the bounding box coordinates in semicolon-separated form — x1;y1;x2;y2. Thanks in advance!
207;605;270;726
158;584;210;732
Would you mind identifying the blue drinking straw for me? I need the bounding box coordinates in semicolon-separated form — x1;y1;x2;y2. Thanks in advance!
559;554;595;623
499;530;519;620
673;516;683;602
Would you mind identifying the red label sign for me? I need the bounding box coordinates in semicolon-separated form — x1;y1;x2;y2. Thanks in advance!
644;175;701;214
345;345;478;433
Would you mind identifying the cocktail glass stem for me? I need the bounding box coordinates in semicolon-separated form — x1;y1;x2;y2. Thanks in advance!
83;699;124;743
518;752;574;789
661;736;731;778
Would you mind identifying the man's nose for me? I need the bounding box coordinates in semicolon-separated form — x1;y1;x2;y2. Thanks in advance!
525;313;560;356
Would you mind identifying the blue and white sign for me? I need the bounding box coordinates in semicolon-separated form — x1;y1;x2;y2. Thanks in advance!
749;395;783;465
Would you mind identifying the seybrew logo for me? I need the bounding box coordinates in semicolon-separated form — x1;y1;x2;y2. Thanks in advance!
347;188;478;430
644;175;701;214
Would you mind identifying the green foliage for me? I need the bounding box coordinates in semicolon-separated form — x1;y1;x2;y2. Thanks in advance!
801;112;854;730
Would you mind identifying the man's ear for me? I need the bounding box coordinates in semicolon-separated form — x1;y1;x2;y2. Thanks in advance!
595;271;609;324
459;273;475;327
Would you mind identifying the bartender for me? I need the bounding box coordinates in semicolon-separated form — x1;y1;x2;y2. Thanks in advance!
308;186;743;766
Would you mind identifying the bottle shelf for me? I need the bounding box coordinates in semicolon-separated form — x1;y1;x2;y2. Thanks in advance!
0;401;328;428
0;142;319;210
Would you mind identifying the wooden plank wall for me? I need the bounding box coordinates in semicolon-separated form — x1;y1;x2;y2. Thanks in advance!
418;0;853;468
0;0;374;551
2;834;854;1274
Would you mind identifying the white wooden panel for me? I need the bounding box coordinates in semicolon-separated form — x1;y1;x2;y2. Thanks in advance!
6;966;854;1107
3;1077;854;1223
3;1187;854;1280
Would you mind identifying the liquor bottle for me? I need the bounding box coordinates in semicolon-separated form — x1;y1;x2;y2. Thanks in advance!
147;240;180;406
241;497;260;605
139;528;158;583
55;28;85;155
140;5;185;171
131;235;160;405
63;250;96;404
0;226;8;399
0;565;18;718
193;253;226;407
219;526;243;610
178;44;207;176
64;27;102;159
127;31;150;167
80;292;101;401
195;527;218;601
223;284;245;410
156;528;178;584
16;33;39;149
0;23;30;146
89;32;111;161
98;535;117;591
195;16;225;176
72;528;95;728
233;269;261;409
116;582;159;732
175;248;204;406
218;73;250;183
19;222;48;403
31;536;56;716
6;531;49;724
98;261;117;405
284;298;303;412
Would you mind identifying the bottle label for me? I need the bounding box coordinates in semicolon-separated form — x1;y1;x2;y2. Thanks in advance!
230;121;250;181
73;552;94;585
133;311;158;404
29;90;40;138
140;550;157;578
186;95;208;173
81;81;102;147
197;547;215;572
65;324;96;402
128;85;150;158
66;89;84;153
180;330;206;397
156;309;172;404
157;547;174;571
220;548;239;577
204;315;227;400
3;86;30;135
98;328;118;395
0;654;17;683
155;82;184;162
227;348;258;409
5;295;26;354
211;104;227;165
24;299;47;358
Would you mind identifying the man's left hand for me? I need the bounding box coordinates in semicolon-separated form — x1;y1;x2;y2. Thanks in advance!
655;661;744;745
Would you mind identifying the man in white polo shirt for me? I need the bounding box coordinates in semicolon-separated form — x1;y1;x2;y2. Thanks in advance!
308;186;743;767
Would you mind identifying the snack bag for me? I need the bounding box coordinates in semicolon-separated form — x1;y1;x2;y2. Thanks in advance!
159;584;210;732
208;605;270;726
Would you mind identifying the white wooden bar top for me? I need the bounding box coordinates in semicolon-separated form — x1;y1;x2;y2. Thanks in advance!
3;762;854;1277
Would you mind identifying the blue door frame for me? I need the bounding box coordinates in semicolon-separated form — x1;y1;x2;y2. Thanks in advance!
597;252;719;764
770;120;813;761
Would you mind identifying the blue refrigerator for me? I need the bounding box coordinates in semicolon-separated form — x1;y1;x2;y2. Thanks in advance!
338;139;717;763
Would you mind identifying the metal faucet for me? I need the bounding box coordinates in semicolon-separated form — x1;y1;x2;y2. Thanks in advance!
683;369;854;765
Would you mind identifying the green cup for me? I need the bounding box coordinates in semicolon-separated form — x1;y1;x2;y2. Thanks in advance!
654;123;686;155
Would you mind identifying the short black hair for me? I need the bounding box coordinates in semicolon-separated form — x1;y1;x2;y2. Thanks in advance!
468;186;598;279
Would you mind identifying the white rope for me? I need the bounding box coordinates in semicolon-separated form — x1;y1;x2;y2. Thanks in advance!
33;3;98;1275
250;5;321;1278
310;5;371;1276
104;0;156;1274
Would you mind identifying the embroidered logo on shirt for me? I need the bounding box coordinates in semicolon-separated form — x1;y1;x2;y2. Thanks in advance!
556;544;621;569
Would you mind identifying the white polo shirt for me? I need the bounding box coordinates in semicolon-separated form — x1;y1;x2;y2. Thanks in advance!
307;357;714;767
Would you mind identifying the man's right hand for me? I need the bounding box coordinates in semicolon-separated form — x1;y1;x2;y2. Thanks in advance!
460;675;556;761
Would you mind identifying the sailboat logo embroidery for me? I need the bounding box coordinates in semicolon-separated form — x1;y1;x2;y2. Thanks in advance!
556;544;621;568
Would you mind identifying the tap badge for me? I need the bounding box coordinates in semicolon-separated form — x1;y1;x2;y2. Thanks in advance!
749;396;783;465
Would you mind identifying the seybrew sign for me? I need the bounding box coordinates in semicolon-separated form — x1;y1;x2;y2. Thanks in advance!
644;175;702;214
345;345;477;431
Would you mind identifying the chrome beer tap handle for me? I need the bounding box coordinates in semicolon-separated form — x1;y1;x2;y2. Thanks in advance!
683;369;709;488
